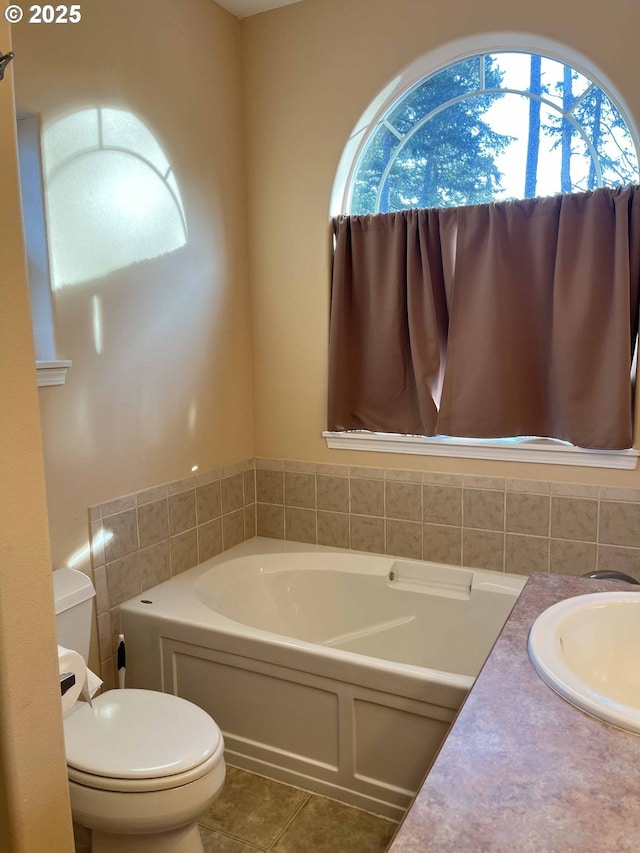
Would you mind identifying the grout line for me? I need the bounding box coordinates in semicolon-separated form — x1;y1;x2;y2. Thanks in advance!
197;824;266;852
266;793;312;851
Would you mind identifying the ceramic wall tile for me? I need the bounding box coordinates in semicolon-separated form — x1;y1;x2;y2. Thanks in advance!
462;529;504;572
256;468;284;505
599;501;640;547
221;473;244;515
222;509;245;550
463;489;504;532
422;524;462;565
385;519;422;560
317;511;350;549
505;534;549;576
105;552;140;607
422;485;461;526
243;469;256;505
196;481;221;524
505;492;550;537
244;504;256;540
350;478;384;517
104;509;138;562
137;499;169;549
285;471;316;509
257;503;285;539
385;481;422;522
168;490;197;536
550;497;598;542
139;541;170;590
285;507;317;544
549;538;596;576
170;529;198;575
317;474;349;513
596;544;640;580
198;519;223;562
350;515;385;554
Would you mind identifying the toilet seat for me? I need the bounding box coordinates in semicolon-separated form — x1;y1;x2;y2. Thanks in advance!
64;689;223;793
68;747;223;793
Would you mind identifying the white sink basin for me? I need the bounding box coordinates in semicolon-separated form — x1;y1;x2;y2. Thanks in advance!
528;592;640;734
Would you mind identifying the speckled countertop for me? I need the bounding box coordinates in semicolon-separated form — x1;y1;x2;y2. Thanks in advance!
388;572;640;853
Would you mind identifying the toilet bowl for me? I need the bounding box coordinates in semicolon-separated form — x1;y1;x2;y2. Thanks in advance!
64;689;225;852
54;568;226;852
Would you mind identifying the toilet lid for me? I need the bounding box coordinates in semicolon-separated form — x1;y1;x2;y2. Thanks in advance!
64;689;222;780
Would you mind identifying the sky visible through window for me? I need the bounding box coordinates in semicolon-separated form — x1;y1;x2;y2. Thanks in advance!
350;52;639;214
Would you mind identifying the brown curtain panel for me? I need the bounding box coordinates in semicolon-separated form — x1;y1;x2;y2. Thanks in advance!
328;209;449;436
328;185;640;450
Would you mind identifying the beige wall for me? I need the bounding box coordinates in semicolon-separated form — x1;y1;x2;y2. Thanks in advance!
242;0;640;488
0;18;74;851
12;0;254;570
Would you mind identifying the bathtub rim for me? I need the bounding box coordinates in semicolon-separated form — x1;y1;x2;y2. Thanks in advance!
118;537;525;692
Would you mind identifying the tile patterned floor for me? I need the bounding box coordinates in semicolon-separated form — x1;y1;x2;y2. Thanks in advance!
73;765;398;852
199;767;398;852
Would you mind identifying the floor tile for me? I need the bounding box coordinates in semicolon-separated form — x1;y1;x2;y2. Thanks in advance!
200;824;263;852
199;766;308;849
272;795;396;853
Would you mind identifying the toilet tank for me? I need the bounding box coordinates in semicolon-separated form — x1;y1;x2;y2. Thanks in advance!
53;568;96;663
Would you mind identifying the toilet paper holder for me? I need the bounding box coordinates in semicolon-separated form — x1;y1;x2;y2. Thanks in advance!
60;671;76;697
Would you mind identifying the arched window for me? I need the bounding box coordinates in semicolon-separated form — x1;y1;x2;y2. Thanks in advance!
326;41;640;468
348;51;638;214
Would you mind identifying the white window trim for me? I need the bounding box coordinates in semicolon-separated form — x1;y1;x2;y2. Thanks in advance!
323;432;639;470
36;360;72;387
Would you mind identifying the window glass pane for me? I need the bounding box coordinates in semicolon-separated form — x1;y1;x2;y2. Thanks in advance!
351;125;399;213
537;107;584;195
539;57;591;108
572;89;639;188
386;57;481;136
385;94;508;209
485;52;531;91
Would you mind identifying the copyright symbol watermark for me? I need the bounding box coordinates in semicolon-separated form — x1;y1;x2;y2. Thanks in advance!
4;5;24;22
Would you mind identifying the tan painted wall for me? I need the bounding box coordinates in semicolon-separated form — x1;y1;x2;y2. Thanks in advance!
12;0;253;570
242;0;640;487
0;18;74;851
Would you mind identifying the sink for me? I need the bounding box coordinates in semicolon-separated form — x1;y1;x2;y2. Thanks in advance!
528;592;640;734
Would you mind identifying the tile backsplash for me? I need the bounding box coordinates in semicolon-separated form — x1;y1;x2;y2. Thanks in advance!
89;459;256;685
254;459;640;581
90;456;640;683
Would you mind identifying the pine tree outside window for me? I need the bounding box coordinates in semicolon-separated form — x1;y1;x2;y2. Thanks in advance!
349;51;638;214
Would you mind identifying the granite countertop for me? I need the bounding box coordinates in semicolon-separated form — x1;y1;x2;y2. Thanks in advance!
388;572;640;852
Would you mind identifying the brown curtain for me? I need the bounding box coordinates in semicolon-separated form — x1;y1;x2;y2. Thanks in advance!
328;185;640;450
328;209;449;435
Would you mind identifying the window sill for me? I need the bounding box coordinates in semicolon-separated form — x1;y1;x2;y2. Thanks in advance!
322;431;639;470
36;360;71;387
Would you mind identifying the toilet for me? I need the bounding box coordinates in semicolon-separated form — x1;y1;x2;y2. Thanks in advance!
53;567;226;853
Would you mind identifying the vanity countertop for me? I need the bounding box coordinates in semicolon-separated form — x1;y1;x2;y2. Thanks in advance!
388;572;640;852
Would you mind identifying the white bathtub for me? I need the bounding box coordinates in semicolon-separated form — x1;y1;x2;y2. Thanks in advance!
120;538;525;818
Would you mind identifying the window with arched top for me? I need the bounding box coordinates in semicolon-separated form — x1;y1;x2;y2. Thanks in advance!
348;51;638;215
326;42;640;468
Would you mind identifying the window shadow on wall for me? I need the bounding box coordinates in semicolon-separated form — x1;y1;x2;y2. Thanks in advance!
43;107;187;289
